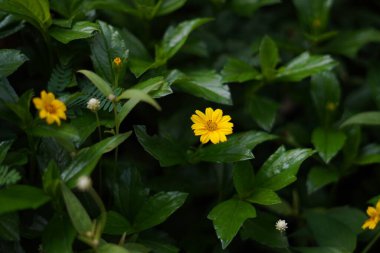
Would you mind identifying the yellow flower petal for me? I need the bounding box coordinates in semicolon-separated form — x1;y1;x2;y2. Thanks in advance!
191;115;204;124
33;98;43;110
220;115;231;123
191;108;233;145
212;109;223;123
195;110;207;121
33;90;67;126
194;129;208;136
200;133;210;144
219;133;227;142
205;107;213;119
367;207;377;217
376;200;380;212
210;132;220;144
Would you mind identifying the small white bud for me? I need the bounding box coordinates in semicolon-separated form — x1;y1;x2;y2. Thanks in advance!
275;219;288;232
87;98;100;112
77;176;92;191
107;94;116;102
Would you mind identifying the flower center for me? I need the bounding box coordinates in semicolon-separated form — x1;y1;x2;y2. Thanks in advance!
44;103;56;113
206;120;218;131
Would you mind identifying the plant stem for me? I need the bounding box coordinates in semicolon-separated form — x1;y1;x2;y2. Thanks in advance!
113;102;119;165
362;229;380;253
95;112;102;141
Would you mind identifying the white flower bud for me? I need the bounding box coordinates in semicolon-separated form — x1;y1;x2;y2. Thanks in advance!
275;219;288;232
77;176;92;191
87;98;100;112
107;94;116;102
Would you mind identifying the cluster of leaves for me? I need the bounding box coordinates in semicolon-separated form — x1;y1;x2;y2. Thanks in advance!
1;0;380;252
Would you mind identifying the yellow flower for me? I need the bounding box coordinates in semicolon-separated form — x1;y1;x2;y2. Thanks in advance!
113;57;122;66
362;200;380;230
191;108;233;144
33;90;67;126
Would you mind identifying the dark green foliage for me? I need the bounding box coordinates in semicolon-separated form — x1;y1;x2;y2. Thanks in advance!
1;0;380;252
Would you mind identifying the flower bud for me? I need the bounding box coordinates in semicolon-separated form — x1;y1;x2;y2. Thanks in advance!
87;98;100;112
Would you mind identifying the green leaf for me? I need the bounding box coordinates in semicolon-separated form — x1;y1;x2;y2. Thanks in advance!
275;52;337;82
246;188;281;205
112;166;148;221
142;240;179;253
294;247;344;253
61;133;131;187
340;112;380;128
0;140;13;164
0;78;18;103
28;124;80;149
0;213;19;241
134;191;187;232
231;0;281;16
155;18;212;66
0;0;52;31
119;28;153;78
50;0;84;19
355;144;380;165
42;214;76;253
208;199;256;249
292;0;333;34
42;161;61;198
0;185;50;215
324;29;380;58
342;126;361;165
125;243;151;253
49;21;99;44
98;243;130;253
118;89;161;111
193;131;276;163
61;183;92;235
311;128;346;164
47;60;75;93
0;49;28;77
78;70;113;97
5;89;33;126
131;76;172;98
134;125;188;167
327;207;366;235
307;166;339;194
191;131;276;163
232;161;255;198
0;166;21;186
90;21;129;84
221;58;262;83
368;66;380;109
241;212;289;248
249;95;278;131
0;13;25;39
104;211;134;235
255;147;314;190
305;210;356;252
259;36;279;80
310;71;341;124
173;70;232;105
156;0;187;16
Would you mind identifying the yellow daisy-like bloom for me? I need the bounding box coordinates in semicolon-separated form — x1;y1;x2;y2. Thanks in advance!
113;57;122;66
362;200;380;230
191;108;233;144
33;90;67;126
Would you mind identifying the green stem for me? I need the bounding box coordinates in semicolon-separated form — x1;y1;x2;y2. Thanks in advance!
292;189;300;216
95;112;102;140
89;187;107;242
114;72;119;88
113;102;119;164
362;229;380;253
